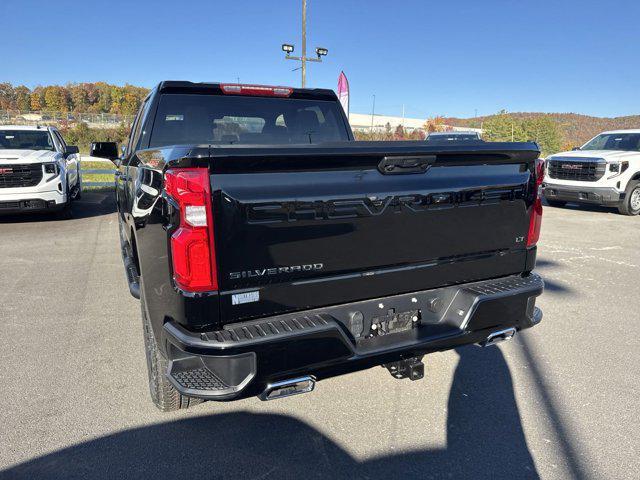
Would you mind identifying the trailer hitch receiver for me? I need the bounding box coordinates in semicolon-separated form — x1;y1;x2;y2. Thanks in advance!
385;357;425;381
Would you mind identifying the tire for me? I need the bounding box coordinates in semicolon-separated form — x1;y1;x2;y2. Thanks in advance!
140;286;203;411
74;175;82;200
617;181;640;216
545;199;567;208
55;186;73;220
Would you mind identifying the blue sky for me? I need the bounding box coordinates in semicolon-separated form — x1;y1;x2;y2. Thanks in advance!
2;0;638;118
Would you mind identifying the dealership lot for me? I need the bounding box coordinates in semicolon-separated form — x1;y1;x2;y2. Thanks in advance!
0;192;638;480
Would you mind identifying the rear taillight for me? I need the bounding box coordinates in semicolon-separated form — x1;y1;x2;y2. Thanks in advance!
527;158;545;247
220;83;293;97
164;168;218;292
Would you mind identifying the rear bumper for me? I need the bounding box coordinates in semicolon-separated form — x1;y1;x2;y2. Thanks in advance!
542;183;624;206
162;273;544;401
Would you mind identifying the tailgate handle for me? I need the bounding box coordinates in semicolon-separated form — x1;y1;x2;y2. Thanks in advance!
378;155;436;174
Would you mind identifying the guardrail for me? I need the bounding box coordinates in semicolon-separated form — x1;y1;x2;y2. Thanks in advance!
82;169;116;188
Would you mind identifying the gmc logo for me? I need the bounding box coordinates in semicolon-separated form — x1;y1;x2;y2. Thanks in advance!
561;164;582;170
0;168;13;174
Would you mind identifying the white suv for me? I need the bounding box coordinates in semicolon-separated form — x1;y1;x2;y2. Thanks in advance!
543;129;640;215
0;125;81;217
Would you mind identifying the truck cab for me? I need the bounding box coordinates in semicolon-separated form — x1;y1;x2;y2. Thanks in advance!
543;129;640;215
0;125;81;216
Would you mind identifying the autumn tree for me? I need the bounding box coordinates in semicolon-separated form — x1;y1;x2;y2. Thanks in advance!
43;86;70;112
424;116;450;133
14;86;31;111
0;83;16;109
30;87;45;111
68;83;90;112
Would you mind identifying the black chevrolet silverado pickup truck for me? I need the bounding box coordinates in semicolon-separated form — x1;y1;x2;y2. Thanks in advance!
94;81;544;411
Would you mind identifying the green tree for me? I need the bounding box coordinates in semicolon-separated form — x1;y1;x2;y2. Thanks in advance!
94;83;112;113
521;117;561;156
482;111;525;142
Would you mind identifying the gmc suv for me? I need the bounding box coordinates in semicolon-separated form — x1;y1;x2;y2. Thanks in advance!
543;129;640;215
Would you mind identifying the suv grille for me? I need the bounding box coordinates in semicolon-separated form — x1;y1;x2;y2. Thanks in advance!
0;164;43;188
547;158;606;182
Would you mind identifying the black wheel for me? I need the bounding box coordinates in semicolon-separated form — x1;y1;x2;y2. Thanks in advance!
545;199;567;208
618;181;640;216
140;286;202;411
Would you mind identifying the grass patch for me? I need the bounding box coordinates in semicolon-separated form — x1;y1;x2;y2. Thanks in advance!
82;185;115;193
81;160;116;187
84;173;115;183
81;160;117;171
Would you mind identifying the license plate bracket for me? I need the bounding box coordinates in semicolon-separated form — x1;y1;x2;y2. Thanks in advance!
370;309;420;336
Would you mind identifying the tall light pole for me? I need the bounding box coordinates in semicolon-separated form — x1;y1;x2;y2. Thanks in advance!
370;95;376;132
281;0;328;88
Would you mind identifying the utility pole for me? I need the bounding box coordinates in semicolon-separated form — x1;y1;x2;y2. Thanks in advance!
370;95;376;132
281;1;328;88
301;0;306;88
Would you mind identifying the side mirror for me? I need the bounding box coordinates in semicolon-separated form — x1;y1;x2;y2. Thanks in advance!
64;145;79;157
90;142;119;162
572;146;581;151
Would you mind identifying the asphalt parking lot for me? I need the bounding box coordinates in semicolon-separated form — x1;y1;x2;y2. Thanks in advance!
0;192;638;480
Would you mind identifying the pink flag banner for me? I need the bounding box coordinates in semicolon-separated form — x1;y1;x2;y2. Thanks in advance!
337;71;350;117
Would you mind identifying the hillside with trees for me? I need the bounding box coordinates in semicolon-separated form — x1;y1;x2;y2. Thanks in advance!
0;82;149;115
2;82;639;156
444;112;640;153
0;82;150;152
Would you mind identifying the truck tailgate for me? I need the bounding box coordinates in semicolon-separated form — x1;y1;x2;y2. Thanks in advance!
208;142;539;324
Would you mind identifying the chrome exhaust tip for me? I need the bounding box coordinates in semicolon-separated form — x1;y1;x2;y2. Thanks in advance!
259;376;316;401
480;327;517;347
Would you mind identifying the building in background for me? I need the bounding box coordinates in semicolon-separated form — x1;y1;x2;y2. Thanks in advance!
348;112;482;136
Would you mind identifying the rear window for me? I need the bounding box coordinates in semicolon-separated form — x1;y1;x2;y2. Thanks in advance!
149;94;349;147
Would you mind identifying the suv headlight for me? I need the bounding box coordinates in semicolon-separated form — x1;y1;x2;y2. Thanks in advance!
607;161;629;179
44;163;58;175
43;162;61;182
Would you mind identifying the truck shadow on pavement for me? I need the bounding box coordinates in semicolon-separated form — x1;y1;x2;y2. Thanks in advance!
1;346;544;480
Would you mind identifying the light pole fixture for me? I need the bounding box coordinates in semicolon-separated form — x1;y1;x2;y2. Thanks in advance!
281;0;327;88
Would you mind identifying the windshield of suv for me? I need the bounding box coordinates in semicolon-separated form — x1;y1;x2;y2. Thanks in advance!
149;94;350;147
0;130;55;151
582;133;640;151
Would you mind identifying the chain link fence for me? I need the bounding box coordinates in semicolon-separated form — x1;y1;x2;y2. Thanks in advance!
0;110;134;128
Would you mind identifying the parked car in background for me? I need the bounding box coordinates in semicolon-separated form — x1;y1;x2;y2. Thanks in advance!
543;129;640;215
0;125;81;216
425;131;482;142
98;81;544;411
